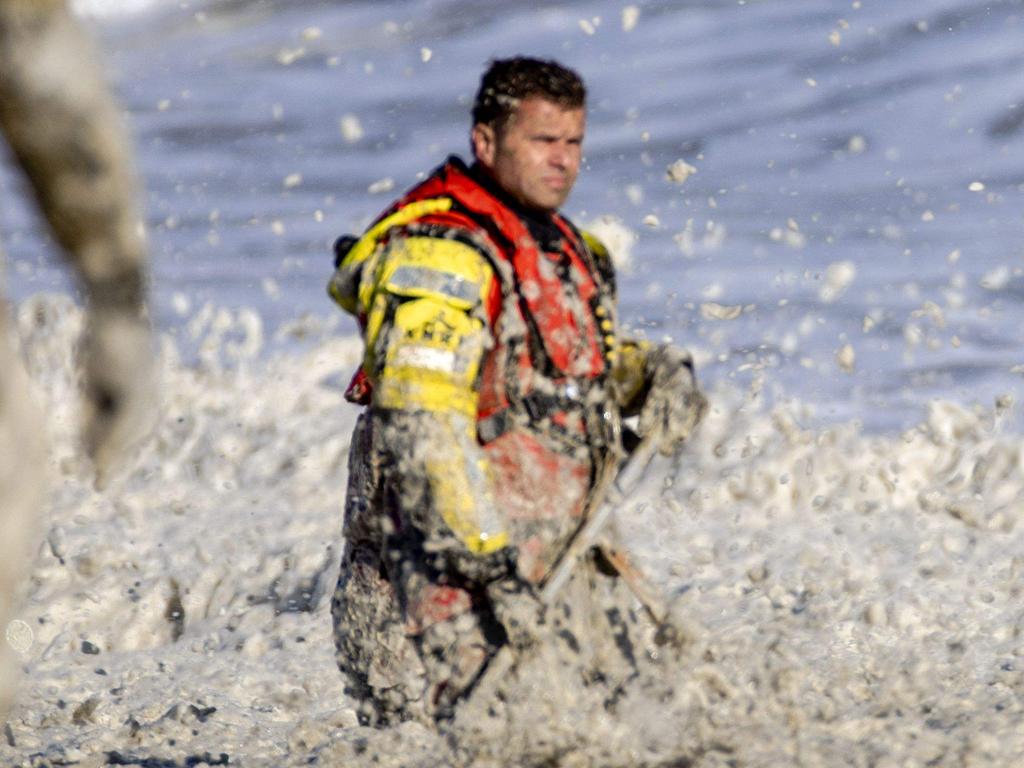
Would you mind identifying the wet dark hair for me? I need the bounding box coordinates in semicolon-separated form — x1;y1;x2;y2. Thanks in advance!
472;57;586;132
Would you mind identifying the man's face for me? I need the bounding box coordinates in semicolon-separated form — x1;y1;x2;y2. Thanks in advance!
472;96;585;212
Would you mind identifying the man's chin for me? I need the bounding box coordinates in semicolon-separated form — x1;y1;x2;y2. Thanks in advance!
525;190;569;212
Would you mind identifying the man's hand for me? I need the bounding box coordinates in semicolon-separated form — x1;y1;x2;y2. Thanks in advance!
427;544;543;650
638;344;707;456
487;571;544;651
469;546;545;651
80;306;156;488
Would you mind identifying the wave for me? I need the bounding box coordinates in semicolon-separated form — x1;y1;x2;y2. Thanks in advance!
3;293;1023;765
72;0;174;19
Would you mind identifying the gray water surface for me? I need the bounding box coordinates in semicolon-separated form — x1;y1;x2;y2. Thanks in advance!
3;0;1022;431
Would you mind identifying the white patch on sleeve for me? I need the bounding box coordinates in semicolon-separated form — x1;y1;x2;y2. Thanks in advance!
393;345;457;373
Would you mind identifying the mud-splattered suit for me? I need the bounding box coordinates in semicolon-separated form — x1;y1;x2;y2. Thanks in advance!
329;157;704;727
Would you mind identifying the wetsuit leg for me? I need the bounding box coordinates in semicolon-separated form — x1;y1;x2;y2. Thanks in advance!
332;543;427;726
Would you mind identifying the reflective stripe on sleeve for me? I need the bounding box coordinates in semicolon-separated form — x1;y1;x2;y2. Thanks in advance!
388;265;481;306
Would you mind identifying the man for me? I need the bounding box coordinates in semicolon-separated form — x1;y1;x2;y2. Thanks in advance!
0;0;154;717
329;57;705;732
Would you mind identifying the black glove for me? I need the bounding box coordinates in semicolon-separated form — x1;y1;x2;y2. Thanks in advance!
333;234;358;267
486;572;545;651
638;344;707;456
435;543;543;650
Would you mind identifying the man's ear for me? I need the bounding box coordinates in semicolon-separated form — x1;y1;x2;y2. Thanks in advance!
471;123;496;169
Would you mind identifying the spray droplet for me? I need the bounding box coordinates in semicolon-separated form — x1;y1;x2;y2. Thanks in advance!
666;159;697;184
836;343;856;373
622;5;640;31
368;177;395;195
339;114;364;143
6;620;33;654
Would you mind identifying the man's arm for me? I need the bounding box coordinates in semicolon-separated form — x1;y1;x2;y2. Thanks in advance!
580;230;707;455
357;229;510;565
0;0;154;484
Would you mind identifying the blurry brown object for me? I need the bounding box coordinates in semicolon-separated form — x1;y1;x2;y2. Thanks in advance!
0;0;154;718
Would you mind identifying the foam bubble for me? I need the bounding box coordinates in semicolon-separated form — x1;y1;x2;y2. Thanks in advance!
71;0;166;19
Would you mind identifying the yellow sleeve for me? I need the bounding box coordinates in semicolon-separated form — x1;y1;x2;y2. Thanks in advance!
363;233;496;418
611;339;654;417
363;232;507;555
417;412;508;555
327;198;456;314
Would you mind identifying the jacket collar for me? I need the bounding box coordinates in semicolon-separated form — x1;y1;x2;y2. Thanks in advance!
446;155;567;253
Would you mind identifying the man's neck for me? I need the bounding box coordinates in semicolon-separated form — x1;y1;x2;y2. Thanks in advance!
466;160;557;221
463;160;567;251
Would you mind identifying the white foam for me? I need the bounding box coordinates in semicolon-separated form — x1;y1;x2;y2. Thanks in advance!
5;295;1024;765
71;0;171;20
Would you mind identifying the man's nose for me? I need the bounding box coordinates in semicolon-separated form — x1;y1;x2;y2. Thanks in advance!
549;142;570;168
